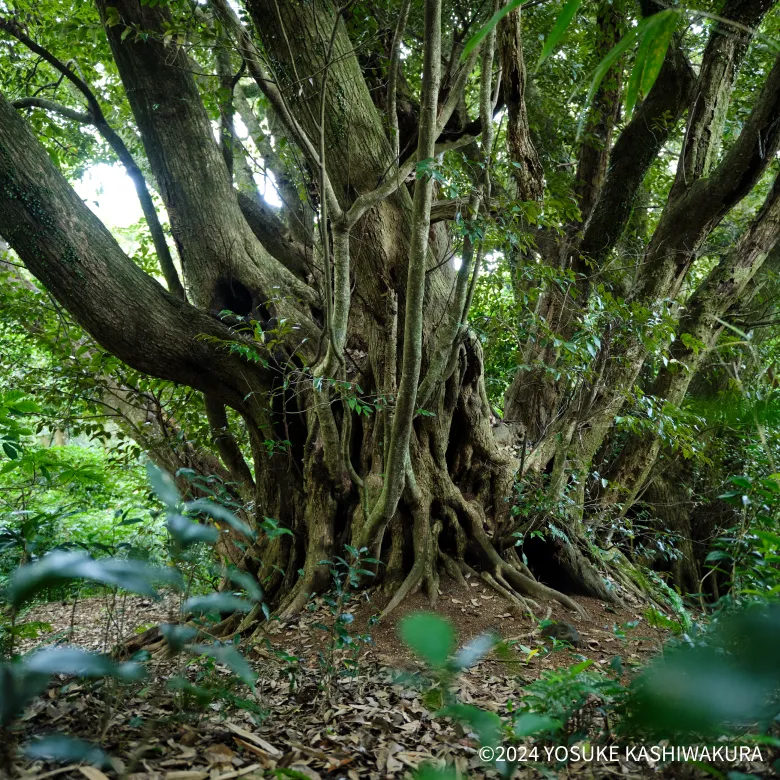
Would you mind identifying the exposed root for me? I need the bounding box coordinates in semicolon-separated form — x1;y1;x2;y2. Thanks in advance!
479;570;533;617
210;610;245;639
381;560;424;616
118;613;242;659
439;550;468;588
382;496;430;616
277;577;314;619
117;625;161;658
503;547;536;580
425;519;443;607
442;506;468;560
494;569;539;612
603;547;669;612
448;487;589;617
425;572;439;608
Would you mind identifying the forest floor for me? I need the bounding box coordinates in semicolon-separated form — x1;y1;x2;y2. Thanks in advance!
8;577;774;780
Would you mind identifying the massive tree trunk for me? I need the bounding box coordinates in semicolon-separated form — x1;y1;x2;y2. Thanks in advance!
1;0;779;623
0;0;595;626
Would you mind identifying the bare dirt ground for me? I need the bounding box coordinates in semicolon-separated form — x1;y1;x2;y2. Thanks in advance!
9;577;776;780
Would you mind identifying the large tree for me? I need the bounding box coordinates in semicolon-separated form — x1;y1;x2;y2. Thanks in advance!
0;0;779;626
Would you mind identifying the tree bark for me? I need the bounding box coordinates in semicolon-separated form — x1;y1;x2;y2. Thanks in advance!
498;2;543;202
96;0;316;329
0;91;268;407
670;0;774;199
601;172;780;511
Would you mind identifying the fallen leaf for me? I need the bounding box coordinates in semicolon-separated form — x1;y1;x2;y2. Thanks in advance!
79;768;110;780
205;744;236;765
213;764;262;780
224;723;282;758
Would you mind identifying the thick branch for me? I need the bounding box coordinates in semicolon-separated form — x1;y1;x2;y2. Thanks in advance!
417;17;498;409
13;97;91;124
578;41;696;268
429;196;500;223
0;90;270;404
635;52;780;303
96;0;317;336
344;134;478;228
236;192;311;279
572;0;624;222
0;14;185;300
0;268;237;495
603;171;780;508
205;395;256;498
387;0;411;162
99;382;239;500
671;0;774;198
362;0;442;544
233;85;314;246
209;0;342;218
216;38;238;178
498;0;543;201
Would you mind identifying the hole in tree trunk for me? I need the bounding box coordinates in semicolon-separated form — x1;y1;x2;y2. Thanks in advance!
445;412;469;472
268;368;307;472
522;533;589;595
214;278;254;317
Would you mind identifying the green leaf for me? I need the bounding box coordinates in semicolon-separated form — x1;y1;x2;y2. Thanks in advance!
626;607;780;736
640;9;679;97
2;441;20;460
188;642;257;687
166;675;213;703
413;765;458;780
184;593;254;616
755;530;780;549
23;735;110;768
705;550;732;562
24;647;145;682
623;29;648;120
147;463;181;509
7;552;182;609
514;712;563;736
625;11;678;119
0;663;50;726
223;567;264;602
537;0;583;69
11;620;52;640
186;499;256;541
570;659;594;675
9;398;41;414
461;0;522;61
443;703;502;747
580;11;679;135
167;514;219;548
582;31;639;115
260;516;293;539
160;623;199;653
400;612;455;668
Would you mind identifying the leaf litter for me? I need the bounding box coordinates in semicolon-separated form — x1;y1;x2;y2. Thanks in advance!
9;580;772;779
